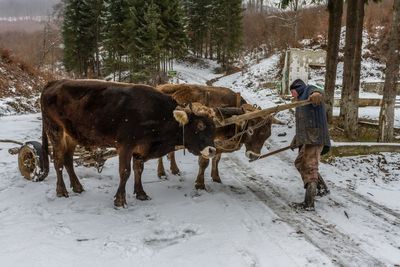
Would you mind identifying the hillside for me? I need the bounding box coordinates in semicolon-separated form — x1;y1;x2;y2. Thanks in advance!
0;49;51;115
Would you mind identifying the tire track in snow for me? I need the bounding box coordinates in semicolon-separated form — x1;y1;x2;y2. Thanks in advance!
224;155;386;267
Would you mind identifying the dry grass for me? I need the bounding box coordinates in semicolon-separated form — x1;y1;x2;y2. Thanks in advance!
0;48;54;99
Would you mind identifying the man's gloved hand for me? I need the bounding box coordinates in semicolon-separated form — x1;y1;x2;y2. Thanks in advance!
309;92;323;105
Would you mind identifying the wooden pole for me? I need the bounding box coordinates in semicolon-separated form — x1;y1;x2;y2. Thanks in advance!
248;145;292;162
216;100;311;128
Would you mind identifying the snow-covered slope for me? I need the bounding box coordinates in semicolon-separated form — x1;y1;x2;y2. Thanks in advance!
0;57;399;266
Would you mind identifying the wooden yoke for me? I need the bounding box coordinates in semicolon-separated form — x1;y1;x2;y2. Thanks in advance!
215;99;311;128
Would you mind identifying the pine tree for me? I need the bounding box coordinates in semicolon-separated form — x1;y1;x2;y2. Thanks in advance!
123;0;139;82
81;0;105;77
158;0;188;71
223;0;243;69
62;0;104;77
103;0;130;80
62;0;82;75
209;0;242;69
136;0;165;84
183;0;211;57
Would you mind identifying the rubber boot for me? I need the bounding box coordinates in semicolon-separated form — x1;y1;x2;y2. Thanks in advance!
317;173;330;197
303;181;317;211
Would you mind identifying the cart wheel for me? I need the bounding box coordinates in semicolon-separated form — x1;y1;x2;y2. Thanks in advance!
18;141;49;181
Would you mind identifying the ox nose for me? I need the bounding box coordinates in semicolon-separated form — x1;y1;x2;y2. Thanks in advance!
246;150;261;160
201;146;216;159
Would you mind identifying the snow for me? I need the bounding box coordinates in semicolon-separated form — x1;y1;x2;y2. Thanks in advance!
333;106;400;128
1;56;400;266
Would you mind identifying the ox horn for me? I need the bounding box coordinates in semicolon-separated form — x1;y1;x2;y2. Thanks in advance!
188;102;216;118
241;103;258;112
269;116;285;125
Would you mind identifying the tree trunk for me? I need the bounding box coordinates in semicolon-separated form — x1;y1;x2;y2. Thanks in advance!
293;0;299;43
345;0;365;139
379;0;400;142
325;0;343;124
340;0;357;120
340;0;364;140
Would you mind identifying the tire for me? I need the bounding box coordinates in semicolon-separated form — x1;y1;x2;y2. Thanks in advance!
18;141;49;181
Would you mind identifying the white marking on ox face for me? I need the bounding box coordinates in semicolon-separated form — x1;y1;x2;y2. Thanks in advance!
246;151;261;160
200;146;216;159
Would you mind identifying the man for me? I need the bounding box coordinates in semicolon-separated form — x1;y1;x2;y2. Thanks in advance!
290;79;331;210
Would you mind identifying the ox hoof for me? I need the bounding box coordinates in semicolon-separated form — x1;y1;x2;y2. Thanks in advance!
114;195;127;208
114;200;127;208
157;171;167;179
57;190;69;198
158;174;168;180
72;185;85;194
136;193;151;201
195;183;206;190
171;168;181;176
212;177;222;183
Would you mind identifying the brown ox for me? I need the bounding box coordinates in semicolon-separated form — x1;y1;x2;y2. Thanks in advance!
40;79;216;207
157;83;281;189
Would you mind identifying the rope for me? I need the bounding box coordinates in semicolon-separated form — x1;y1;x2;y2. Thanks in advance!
182;124;186;155
214;115;271;152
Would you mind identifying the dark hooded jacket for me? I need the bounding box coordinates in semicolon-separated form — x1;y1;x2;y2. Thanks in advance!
291;79;331;155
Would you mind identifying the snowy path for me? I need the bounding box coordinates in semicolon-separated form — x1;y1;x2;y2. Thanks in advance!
1;114;399;266
0;114;334;267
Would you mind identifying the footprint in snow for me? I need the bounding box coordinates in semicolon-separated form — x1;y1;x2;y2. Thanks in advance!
229;185;246;195
238;249;258;267
143;226;199;249
51;223;73;237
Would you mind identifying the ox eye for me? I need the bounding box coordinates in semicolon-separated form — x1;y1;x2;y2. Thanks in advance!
197;121;206;131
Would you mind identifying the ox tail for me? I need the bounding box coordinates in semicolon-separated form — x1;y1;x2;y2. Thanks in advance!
40;80;56;177
41;117;50;177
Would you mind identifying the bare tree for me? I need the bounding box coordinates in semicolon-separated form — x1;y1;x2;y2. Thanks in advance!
378;0;400;142
324;0;343;123
340;0;365;140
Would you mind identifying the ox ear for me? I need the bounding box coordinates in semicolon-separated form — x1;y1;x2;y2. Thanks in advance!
173;110;189;126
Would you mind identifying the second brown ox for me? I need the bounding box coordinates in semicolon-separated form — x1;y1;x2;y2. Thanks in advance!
157;84;282;189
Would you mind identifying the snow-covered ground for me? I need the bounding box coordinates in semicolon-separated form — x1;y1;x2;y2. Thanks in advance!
1;56;400;266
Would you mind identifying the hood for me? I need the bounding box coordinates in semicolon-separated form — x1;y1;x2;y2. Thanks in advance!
290;79;306;96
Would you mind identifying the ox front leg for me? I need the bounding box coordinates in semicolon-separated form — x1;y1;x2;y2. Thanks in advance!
133;159;150;201
195;156;209;190
157;157;167;179
114;149;132;208
168;152;180;175
211;153;222;183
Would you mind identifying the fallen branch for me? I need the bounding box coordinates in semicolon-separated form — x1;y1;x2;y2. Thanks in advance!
0;139;23;145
